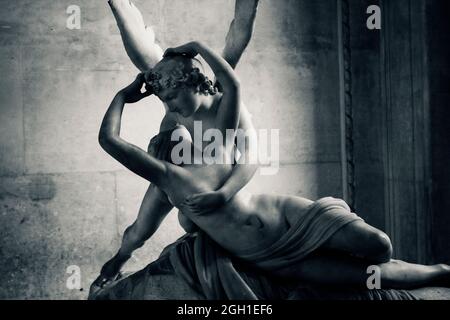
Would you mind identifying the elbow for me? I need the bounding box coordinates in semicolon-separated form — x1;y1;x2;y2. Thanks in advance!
98;130;117;152
217;71;240;92
98;131;109;150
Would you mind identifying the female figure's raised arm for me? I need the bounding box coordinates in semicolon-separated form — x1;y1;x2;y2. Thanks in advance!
98;73;168;187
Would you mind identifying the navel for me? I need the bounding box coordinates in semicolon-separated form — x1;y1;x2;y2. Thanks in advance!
245;215;264;229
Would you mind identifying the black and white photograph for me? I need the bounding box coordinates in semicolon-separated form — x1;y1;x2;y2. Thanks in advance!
0;0;449;305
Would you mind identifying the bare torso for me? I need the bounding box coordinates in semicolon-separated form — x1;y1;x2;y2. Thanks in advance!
161;152;312;255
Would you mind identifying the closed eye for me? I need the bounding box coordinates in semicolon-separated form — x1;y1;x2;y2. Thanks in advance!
159;91;177;102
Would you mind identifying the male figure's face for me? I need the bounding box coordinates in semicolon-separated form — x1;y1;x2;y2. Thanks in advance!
147;56;205;118
156;86;201;117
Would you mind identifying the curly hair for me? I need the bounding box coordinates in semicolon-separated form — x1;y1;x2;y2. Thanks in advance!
145;55;218;96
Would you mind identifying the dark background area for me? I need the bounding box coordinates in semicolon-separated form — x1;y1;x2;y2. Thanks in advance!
428;0;450;264
348;0;449;264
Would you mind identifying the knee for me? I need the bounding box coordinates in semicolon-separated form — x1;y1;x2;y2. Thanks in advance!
368;231;393;263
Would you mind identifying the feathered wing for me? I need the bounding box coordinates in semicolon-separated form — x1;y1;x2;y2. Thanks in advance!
108;0;163;71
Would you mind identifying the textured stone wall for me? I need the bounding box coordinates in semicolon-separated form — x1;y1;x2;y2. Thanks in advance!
0;0;342;299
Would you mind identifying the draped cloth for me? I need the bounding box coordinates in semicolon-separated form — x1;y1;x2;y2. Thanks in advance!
162;197;417;300
237;197;363;270
89;197;418;300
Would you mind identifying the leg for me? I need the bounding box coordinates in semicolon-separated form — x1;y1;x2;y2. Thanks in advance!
274;251;450;289
108;0;163;71
321;220;393;263
97;184;173;280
